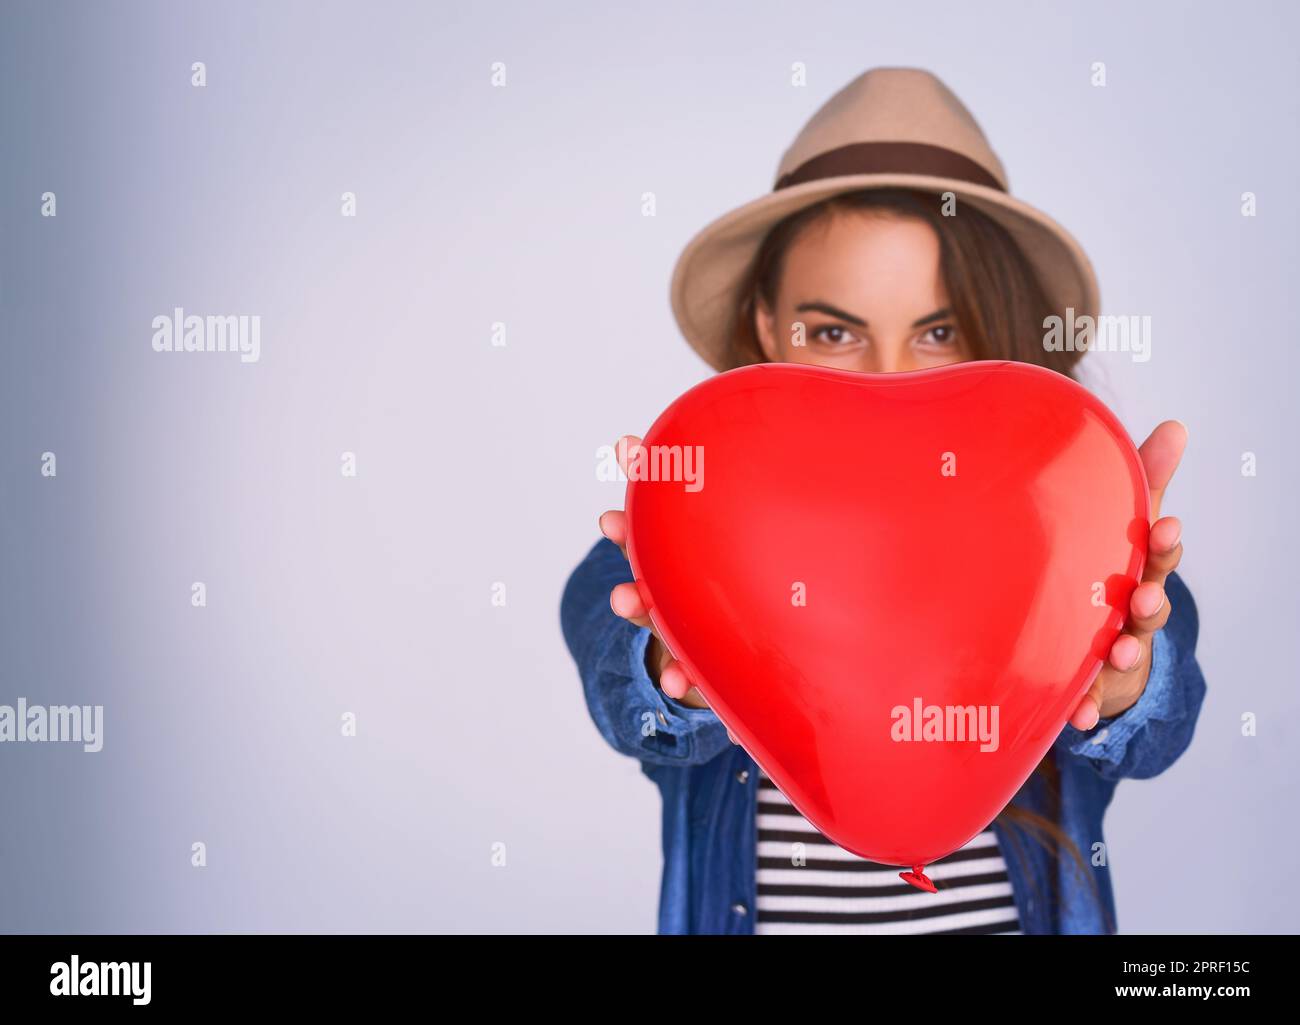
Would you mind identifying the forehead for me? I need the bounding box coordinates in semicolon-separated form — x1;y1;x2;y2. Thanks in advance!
777;211;947;310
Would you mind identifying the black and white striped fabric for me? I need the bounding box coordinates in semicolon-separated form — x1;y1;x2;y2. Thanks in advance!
755;766;1022;934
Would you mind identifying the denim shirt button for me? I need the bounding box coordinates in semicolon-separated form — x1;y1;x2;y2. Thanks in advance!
1090;727;1109;745
731;902;748;916
656;709;668;727
736;769;749;784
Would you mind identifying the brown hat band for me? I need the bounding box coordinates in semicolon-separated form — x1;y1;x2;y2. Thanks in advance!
774;141;1006;193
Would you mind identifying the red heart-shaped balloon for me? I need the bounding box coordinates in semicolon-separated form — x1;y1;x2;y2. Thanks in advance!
625;361;1149;875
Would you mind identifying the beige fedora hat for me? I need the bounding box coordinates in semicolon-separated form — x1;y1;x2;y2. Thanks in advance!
669;67;1100;371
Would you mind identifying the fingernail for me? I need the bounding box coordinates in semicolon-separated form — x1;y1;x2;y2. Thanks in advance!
1140;589;1165;618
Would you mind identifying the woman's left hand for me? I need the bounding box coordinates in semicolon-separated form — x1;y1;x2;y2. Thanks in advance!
1068;420;1188;731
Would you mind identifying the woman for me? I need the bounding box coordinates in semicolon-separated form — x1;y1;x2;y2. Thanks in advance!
560;68;1205;934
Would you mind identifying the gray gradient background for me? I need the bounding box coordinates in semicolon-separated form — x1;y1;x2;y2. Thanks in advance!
1;0;1295;933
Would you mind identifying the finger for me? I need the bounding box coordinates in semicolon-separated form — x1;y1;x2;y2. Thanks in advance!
609;581;652;629
660;660;693;701
1107;632;1145;674
598;509;629;558
1074;629;1146;729
1126;581;1171;641
1092;631;1151;718
1142;516;1182;584
615;434;644;478
727;728;739;745
1138;420;1187;521
1069;683;1102;731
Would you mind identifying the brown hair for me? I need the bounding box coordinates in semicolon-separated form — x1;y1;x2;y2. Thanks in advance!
726;187;1107;927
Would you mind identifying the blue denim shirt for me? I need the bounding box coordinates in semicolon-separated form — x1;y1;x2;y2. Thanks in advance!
561;537;1206;934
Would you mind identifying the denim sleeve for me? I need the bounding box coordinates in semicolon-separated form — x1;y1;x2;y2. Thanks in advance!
560;536;733;767
1054;569;1207;781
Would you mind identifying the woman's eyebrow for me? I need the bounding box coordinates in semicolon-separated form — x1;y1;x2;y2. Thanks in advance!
794;300;866;325
911;307;952;328
792;302;953;329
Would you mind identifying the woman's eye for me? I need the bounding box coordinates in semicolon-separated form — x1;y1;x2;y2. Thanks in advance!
811;325;859;346
919;324;957;347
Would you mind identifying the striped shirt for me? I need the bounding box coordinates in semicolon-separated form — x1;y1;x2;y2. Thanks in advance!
755;765;1022;934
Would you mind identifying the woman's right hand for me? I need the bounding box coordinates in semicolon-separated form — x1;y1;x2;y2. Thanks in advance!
600;435;738;744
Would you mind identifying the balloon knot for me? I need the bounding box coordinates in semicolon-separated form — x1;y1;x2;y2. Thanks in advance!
900;864;937;893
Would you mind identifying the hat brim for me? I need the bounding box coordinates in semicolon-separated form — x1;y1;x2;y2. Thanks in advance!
669;173;1100;372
